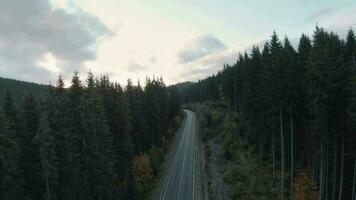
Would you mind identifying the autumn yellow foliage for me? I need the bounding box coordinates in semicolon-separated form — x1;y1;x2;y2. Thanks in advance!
292;168;318;200
132;154;154;199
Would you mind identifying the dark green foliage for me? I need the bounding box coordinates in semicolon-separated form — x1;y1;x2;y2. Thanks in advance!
0;110;22;200
179;27;356;199
0;71;181;200
143;78;167;148
193;102;279;199
3;90;21;133
79;88;118;200
35;110;59;200
20;95;43;199
0;77;49;104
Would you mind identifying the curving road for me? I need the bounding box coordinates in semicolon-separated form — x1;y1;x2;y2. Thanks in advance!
159;110;197;200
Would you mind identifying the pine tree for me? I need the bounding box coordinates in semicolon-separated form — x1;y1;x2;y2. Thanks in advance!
3;89;21;137
34;110;59;200
51;75;81;200
0;110;22;200
80;85;118;200
126;79;146;152
20;94;42;199
177;26;356;199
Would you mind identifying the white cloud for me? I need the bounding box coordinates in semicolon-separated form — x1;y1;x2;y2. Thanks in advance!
3;0;355;85
177;34;227;64
127;61;147;72
177;45;240;82
76;0;200;85
0;0;111;83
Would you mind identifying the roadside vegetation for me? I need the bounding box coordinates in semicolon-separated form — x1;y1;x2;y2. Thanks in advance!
134;110;184;200
179;26;356;199
189;102;318;199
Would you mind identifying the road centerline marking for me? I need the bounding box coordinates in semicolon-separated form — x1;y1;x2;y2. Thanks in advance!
177;112;191;200
160;110;190;200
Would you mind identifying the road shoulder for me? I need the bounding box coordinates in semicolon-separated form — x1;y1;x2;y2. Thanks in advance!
150;111;187;200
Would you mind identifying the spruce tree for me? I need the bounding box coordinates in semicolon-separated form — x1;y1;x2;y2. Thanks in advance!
80;85;118;200
0;110;22;200
34;110;59;200
20;94;42;199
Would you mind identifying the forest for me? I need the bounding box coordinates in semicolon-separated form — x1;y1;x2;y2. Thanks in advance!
0;77;49;104
179;27;356;199
0;72;181;200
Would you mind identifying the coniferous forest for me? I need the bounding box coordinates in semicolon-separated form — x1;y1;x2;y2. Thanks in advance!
0;72;181;200
179;27;356;199
1;24;356;199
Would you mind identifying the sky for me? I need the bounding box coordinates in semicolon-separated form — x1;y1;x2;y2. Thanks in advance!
0;0;355;86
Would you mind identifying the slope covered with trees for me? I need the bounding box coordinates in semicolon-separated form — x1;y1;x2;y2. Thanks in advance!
0;77;49;104
179;27;356;199
0;73;181;200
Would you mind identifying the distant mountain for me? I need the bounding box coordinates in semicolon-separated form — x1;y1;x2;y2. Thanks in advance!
172;81;195;103
173;81;194;91
0;77;50;104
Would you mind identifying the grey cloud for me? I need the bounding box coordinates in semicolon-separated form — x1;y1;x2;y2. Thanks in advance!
304;7;337;23
179;68;210;80
0;0;111;83
127;61;147;72
0;52;53;83
150;56;157;63
178;47;238;81
330;14;356;38
180;35;305;82
177;34;227;64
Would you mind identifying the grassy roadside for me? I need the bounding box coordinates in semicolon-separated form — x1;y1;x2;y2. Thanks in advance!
187;102;280;200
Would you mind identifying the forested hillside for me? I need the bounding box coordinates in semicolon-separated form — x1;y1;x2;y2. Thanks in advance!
0;77;49;104
179;27;356;199
0;72;181;200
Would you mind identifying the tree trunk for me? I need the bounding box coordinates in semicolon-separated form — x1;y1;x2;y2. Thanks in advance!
332;135;338;200
338;135;345;200
280;108;284;200
259;131;262;162
352;152;356;200
44;169;52;200
313;137;316;182
313;137;318;183
272;132;276;178
325;142;329;200
290;106;294;200
320;143;324;200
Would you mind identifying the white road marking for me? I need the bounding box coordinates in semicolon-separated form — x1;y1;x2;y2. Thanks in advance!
160;111;190;200
192;113;196;200
177;113;191;200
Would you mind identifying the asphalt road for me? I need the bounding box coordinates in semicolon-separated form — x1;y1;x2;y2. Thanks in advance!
160;109;197;200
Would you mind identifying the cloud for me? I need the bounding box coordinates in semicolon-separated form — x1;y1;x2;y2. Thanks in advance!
178;46;239;81
150;56;157;63
330;15;356;37
177;34;227;64
127;61;147;72
176;32;304;83
0;0;111;83
304;7;337;23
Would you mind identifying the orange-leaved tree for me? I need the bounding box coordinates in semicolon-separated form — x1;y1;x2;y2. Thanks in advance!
292;168;318;200
132;154;154;199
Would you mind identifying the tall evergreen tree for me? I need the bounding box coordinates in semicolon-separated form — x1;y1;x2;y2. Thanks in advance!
20;94;42;199
34;110;59;200
0;110;22;200
178;27;356;199
79;82;118;200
